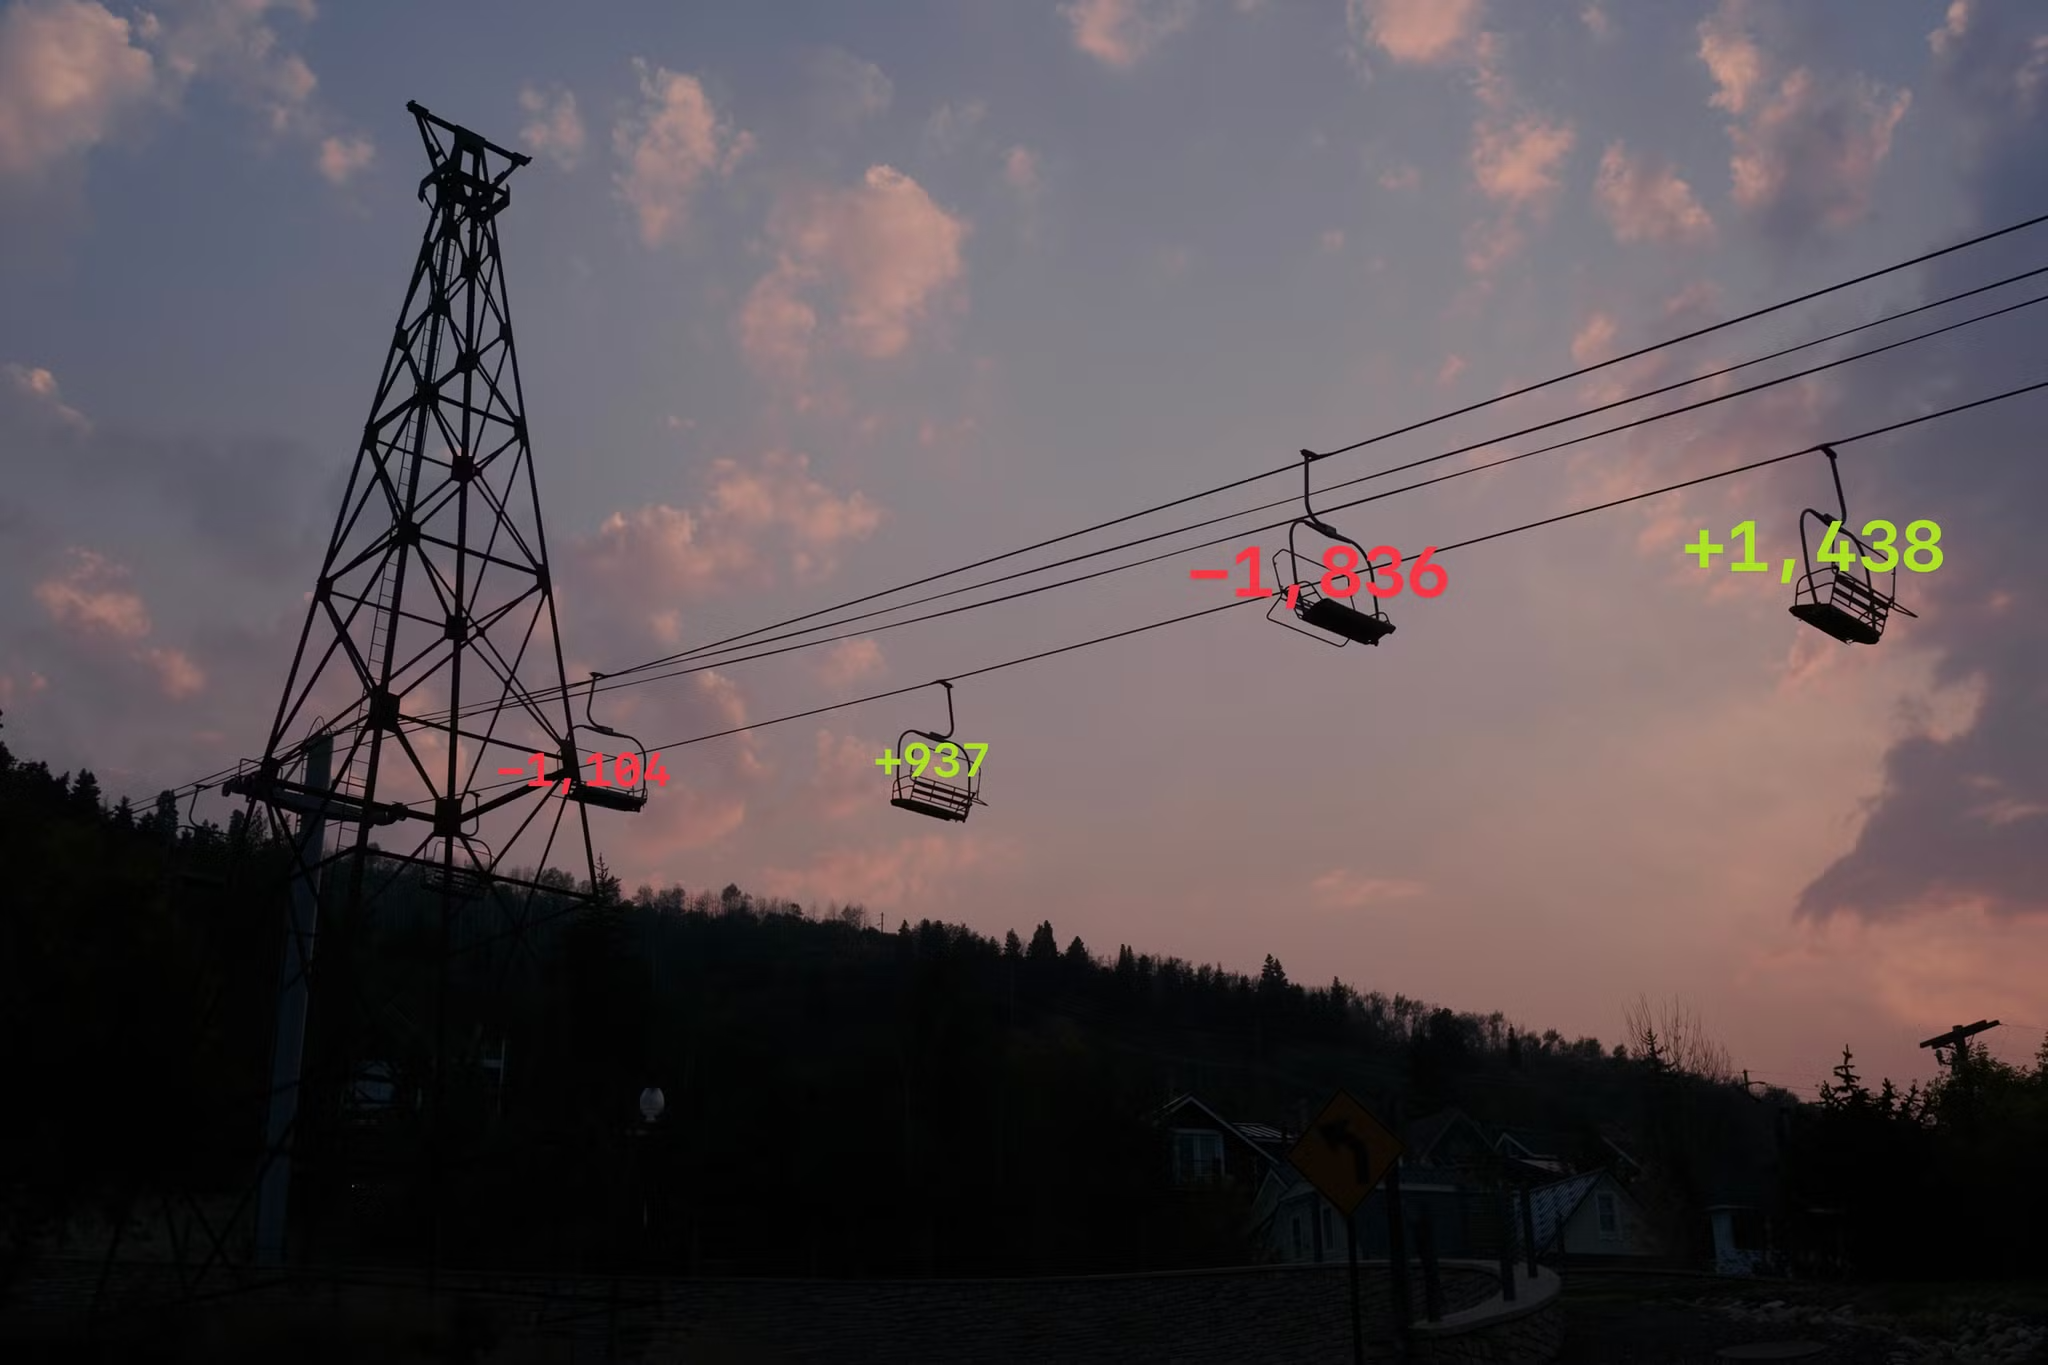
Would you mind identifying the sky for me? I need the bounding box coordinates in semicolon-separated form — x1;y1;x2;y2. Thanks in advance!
2;0;2045;1096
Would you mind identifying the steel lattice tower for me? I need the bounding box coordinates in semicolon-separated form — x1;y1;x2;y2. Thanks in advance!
222;101;636;1274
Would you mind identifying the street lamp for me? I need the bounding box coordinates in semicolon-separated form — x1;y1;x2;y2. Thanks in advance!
639;1087;666;1125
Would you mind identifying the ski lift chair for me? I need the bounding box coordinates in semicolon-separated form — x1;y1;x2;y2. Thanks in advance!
567;672;648;812
1269;449;1396;647
1788;446;1917;646
888;680;985;822
423;837;492;900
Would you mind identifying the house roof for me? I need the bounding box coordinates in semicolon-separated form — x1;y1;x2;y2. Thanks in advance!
1526;1170;1636;1251
1155;1094;1288;1173
1400;1113;1499;1162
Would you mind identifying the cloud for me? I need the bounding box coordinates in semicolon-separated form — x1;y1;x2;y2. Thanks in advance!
1595;142;1714;246
613;60;750;248
1377;163;1419;192
4;362;88;429
1002;145;1041;199
1697;1;1764;115
316;133;371;185
571;450;882;635
807;727;882;820
1310;870;1425;909
1697;3;1910;235
1570;312;1616;365
1470;113;1574;207
30;547;209;700
1347;0;1484;68
0;0;156;179
1318;228;1345;253
1060;0;1195;69
518;85;585;169
0;0;362;186
814;637;885;688
1928;0;1970;57
1436;354;1466;386
1581;3;1613;42
808;49;892;123
144;645;205;698
920;100;986;157
737;165;969;378
34;547;150;639
760;832;1012;912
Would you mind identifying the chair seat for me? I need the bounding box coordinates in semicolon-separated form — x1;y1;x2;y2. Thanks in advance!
1302;595;1395;645
1789;601;1881;646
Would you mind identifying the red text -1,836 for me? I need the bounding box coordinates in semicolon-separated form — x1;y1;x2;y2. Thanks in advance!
1193;545;1449;600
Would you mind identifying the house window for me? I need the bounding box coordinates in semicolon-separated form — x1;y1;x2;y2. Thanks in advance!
1173;1129;1226;1186
1596;1191;1618;1236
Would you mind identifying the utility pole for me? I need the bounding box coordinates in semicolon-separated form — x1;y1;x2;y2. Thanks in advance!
1920;1019;2000;1072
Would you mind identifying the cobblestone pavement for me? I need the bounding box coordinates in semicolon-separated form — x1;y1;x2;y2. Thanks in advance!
1558;1290;2048;1365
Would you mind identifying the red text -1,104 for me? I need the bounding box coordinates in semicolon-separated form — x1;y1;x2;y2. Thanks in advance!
496;751;670;793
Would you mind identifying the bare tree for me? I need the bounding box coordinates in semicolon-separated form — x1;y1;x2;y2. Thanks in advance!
1623;994;1735;1082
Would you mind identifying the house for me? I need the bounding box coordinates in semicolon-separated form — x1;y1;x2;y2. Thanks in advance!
1526;1169;1666;1263
1243;1105;1525;1265
1156;1094;1280;1190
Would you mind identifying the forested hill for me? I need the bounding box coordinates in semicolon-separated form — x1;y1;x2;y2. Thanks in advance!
4;716;2044;1287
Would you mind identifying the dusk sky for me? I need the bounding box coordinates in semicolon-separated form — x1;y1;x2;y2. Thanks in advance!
3;0;2045;1096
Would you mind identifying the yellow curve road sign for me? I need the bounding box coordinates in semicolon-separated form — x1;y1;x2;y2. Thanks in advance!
1287;1090;1403;1218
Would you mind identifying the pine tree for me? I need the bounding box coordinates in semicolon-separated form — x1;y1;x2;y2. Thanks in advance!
1027;921;1058;962
111;796;136;831
1003;929;1023;959
71;769;104;821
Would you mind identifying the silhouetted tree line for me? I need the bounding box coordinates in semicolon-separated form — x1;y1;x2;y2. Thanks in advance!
3;715;2041;1287
1775;1042;2048;1280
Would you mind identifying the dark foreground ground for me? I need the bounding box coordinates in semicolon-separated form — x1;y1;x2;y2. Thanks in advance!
1556;1274;2048;1364
4;1270;2046;1363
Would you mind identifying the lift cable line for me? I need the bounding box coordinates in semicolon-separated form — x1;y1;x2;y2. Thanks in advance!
449;374;2048;801
540;210;2048;689
428;372;2048;963
278;261;2048;749
143;239;2048;809
431;285;2048;727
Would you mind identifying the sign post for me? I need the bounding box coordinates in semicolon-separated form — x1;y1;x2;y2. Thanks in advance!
1287;1091;1405;1365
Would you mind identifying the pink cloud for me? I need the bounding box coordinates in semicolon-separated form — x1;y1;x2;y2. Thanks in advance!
0;0;156;178
613;59;750;248
1002;145;1041;198
807;727;883;820
1570;312;1616;365
1595;142;1715;245
760;831;1014;913
1728;69;1909;230
1697;2;1764;115
144;646;205;699
1471;114;1575;207
1310;870;1426;909
1436;354;1467;387
738;165;969;378
814;637;885;687
518;84;584;170
1581;4;1613;42
1377;163;1420;192
1347;0;1484;68
1060;0;1194;70
574;450;881;615
34;548;150;639
315;133;371;185
4;362;89;429
1697;4;1910;234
